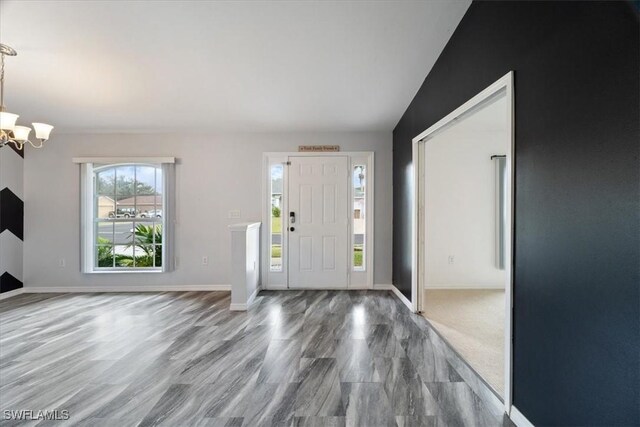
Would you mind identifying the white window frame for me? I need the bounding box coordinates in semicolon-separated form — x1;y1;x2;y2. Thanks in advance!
261;152;374;290
74;157;176;274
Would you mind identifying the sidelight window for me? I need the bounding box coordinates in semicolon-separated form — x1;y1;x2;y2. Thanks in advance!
353;165;366;270
270;164;283;271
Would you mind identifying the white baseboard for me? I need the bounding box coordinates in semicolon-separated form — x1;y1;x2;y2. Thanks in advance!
425;284;504;290
510;406;535;427
230;286;261;311
0;288;24;300
247;286;260;305
263;285;288;290
376;284;413;312
347;284;371;290
21;284;231;293
263;284;377;291
391;286;414;311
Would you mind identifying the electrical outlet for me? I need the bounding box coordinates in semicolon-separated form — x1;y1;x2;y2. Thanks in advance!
202;256;209;266
447;255;455;265
58;258;66;268
228;210;241;219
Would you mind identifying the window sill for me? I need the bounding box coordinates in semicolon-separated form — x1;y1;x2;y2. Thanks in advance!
86;269;163;274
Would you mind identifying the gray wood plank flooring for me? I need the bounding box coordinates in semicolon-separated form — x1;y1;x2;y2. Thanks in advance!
0;290;513;426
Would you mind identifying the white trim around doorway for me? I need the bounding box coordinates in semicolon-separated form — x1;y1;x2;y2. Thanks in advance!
410;71;515;414
261;151;375;291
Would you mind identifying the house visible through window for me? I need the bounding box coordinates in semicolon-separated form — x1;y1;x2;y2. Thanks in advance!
92;163;165;270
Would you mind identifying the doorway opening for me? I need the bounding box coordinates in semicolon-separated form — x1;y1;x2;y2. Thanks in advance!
262;152;374;290
412;72;514;410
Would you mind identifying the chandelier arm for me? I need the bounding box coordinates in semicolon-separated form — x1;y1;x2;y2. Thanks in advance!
28;139;45;149
4;139;24;151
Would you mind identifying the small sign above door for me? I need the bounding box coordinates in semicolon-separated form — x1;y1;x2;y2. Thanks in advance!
298;145;340;152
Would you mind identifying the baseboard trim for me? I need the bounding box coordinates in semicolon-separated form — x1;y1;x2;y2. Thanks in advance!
426;285;505;290
263;285;378;291
510;406;535;427
263;285;288;290
230;286;261;311
247;286;260;305
377;284;413;311
21;285;231;293
0;287;24;300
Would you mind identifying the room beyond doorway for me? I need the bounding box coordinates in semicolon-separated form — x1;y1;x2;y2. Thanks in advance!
424;289;505;395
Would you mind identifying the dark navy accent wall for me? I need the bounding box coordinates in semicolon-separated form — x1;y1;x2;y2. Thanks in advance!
392;1;639;425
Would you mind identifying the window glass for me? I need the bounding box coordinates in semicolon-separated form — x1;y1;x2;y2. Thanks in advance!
96;220;114;268
353;165;366;270
270;164;283;271
95;168;116;220
92;163;164;270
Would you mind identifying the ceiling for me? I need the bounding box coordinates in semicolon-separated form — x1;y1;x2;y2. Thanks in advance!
0;0;470;133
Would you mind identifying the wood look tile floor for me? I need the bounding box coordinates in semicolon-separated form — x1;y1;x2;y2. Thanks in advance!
0;291;513;427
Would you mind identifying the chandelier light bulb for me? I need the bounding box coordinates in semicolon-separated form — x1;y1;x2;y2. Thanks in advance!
0;111;19;131
32;122;54;140
12;125;31;142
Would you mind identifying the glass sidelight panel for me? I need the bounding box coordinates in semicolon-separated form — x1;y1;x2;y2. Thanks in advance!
270;164;283;271
353;165;366;270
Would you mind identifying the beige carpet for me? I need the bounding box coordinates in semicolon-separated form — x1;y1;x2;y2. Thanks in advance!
423;289;505;396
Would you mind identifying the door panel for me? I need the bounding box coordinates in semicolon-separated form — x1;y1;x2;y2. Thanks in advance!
288;156;349;288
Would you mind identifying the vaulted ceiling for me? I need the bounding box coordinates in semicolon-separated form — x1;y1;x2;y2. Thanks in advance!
0;0;470;133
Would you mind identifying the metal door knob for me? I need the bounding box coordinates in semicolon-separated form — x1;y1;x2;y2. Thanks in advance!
290;227;295;232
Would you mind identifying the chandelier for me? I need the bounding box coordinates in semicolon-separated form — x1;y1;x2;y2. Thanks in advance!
0;44;54;150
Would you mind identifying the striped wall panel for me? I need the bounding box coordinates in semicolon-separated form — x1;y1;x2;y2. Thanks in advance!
0;144;24;293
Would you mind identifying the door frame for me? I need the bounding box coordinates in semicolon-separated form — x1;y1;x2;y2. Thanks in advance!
411;71;515;413
261;151;375;290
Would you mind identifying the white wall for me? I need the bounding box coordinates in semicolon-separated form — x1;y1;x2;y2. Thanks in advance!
425;95;508;289
24;131;392;288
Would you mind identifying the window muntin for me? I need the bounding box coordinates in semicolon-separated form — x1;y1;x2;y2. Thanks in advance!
93;163;164;270
353;165;366;270
270;164;283;272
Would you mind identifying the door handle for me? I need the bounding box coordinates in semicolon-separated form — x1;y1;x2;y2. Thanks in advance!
289;211;296;224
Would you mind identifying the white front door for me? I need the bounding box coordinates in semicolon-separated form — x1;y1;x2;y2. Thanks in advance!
288;156;349;288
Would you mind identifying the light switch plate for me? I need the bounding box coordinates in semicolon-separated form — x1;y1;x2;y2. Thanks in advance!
228;210;241;219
